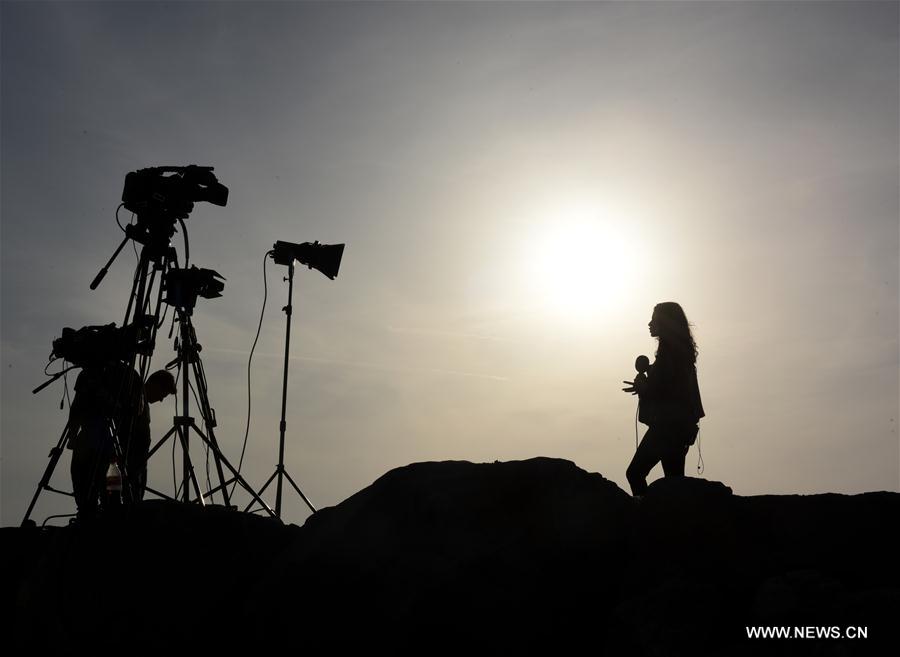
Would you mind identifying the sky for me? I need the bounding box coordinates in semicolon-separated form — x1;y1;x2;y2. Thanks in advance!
1;0;898;526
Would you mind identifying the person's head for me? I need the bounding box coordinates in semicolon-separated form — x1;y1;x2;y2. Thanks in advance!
649;302;698;364
145;369;176;404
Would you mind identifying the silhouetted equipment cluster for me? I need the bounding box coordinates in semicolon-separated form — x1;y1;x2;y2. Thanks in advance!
24;164;345;526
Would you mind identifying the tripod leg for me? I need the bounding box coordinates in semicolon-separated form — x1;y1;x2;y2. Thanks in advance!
203;430;230;508
246;470;278;513
22;423;73;526
70;417;114;521
187;341;231;507
147;426;177;460
187;396;231;507
177;425;205;506
139;426;176;502
122;249;149;328
188;423;231;507
222;458;275;516
216;455;275;516
143;485;179;502
204;450;276;516
108;423;138;506
282;469;316;514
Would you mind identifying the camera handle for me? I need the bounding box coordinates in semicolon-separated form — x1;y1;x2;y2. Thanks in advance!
90;235;131;290
32;365;78;395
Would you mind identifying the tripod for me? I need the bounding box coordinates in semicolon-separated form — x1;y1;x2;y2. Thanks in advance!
144;305;273;514
254;259;316;518
22;400;133;526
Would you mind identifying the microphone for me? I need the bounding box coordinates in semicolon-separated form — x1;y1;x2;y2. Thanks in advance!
635;355;650;375
624;355;651;398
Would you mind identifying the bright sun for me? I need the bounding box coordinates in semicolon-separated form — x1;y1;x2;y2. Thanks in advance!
523;204;635;322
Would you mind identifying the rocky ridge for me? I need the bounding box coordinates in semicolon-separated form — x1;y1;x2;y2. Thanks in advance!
3;457;897;655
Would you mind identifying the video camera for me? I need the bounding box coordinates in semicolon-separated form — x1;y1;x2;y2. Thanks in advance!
164;266;225;312
51;320;153;368
122;165;228;220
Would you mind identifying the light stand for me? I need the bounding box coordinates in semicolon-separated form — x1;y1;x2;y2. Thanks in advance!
253;240;344;519
254;259;315;517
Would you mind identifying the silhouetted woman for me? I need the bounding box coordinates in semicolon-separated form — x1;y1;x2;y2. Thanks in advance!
623;302;704;496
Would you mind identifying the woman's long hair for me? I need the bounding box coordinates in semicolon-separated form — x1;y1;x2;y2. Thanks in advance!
654;302;698;366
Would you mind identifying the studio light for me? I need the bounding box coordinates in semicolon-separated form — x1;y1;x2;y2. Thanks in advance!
256;238;346;518
271;240;345;280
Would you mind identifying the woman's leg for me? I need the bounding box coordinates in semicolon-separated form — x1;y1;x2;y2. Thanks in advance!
660;443;689;477
626;427;664;496
660;424;694;477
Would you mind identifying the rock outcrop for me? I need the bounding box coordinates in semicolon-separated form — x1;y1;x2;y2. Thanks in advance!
3;458;896;655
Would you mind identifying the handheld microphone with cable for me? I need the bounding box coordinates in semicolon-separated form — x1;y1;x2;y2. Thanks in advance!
631;355;650;449
635;355;650;376
624;355;650;394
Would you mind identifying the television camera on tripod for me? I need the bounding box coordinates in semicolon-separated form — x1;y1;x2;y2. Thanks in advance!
23;166;274;525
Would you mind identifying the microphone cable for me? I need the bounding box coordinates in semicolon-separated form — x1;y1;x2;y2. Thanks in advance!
696;429;704;475
635;401;640;451
229;250;271;499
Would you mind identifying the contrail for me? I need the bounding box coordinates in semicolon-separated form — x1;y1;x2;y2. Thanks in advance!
299;355;511;382
206;347;510;382
386;325;513;342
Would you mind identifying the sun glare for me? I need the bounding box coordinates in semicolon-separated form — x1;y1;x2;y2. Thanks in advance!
523;203;635;322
